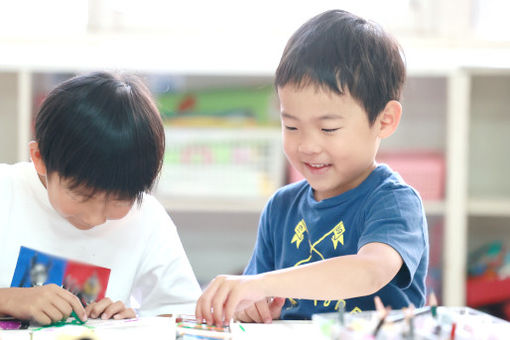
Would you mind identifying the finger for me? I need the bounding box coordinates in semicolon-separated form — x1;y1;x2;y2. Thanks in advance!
57;288;87;322
32;310;52;326
87;298;112;319
223;287;244;326
255;300;272;323
101;301;125;320
212;282;233;326
197;278;222;326
42;304;65;323
51;296;73;319
113;308;137;320
245;304;263;323
85;303;95;317
234;308;252;323
269;297;286;319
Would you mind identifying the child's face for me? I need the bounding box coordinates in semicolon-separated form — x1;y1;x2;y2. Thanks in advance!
279;84;381;201
44;173;134;230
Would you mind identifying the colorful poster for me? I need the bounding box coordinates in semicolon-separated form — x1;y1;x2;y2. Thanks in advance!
10;246;110;306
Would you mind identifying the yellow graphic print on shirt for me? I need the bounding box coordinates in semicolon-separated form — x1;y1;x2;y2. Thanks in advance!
331;221;345;249
289;218;361;313
291;219;307;249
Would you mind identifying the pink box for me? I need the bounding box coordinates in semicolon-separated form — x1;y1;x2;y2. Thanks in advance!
287;151;446;202
377;151;445;201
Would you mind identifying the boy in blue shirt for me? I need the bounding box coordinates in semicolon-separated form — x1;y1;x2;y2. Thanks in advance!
196;9;429;324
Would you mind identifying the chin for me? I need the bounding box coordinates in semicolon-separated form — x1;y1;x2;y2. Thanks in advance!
69;220;95;230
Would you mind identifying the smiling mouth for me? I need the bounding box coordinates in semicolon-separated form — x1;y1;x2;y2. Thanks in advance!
305;162;331;170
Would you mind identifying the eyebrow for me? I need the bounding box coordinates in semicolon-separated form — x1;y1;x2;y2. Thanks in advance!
280;112;344;121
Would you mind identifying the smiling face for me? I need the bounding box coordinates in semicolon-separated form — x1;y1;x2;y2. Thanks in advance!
279;84;396;201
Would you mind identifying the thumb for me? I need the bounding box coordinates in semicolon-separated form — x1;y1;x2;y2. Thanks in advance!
269;297;286;319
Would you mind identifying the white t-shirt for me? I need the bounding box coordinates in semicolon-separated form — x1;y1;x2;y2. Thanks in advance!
0;162;201;316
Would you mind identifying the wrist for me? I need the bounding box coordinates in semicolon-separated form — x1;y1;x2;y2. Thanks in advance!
256;271;276;297
0;288;15;316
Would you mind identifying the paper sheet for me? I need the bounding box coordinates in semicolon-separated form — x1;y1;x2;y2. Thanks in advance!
0;316;175;340
230;320;318;340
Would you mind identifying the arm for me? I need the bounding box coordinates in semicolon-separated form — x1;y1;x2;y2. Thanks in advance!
196;242;402;326
262;242;402;300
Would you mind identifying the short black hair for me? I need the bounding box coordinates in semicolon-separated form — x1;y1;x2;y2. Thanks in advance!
35;71;165;202
275;9;406;125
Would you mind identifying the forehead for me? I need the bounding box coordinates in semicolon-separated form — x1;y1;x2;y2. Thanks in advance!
51;173;126;200
277;84;366;119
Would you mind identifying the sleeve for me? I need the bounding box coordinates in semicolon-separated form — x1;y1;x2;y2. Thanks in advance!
357;187;427;289
131;203;201;316
243;198;275;275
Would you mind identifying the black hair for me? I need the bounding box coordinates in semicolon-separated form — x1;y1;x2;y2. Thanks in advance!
275;9;406;125
34;71;165;202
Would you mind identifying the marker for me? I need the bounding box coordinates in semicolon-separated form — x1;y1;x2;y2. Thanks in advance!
450;322;456;340
0;317;30;330
374;296;385;316
373;307;389;337
429;292;438;318
338;302;345;326
407;304;415;340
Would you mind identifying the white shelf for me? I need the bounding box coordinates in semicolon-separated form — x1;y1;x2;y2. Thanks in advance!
468;199;510;217
423;201;446;216
157;196;269;213
2;36;510;76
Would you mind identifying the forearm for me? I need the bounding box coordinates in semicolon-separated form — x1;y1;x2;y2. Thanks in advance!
0;287;15;316
259;255;390;301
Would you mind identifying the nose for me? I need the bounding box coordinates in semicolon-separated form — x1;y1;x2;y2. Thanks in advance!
81;203;107;227
81;213;107;227
298;135;322;155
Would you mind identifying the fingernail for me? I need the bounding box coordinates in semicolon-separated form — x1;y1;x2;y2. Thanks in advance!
114;314;121;320
101;314;108;320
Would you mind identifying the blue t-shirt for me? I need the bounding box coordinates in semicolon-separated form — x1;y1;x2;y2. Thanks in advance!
244;164;429;320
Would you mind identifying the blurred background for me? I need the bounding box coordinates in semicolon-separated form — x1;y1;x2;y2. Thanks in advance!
1;0;510;319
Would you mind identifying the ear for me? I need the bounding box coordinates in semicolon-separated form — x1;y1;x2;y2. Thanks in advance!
376;100;402;139
29;141;47;176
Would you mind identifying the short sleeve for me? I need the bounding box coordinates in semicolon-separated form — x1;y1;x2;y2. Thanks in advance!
358;187;427;289
244;199;275;275
131;201;201;316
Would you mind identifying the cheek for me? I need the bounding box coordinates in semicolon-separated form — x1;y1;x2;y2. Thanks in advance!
107;206;132;220
282;134;296;155
46;185;77;217
50;195;81;217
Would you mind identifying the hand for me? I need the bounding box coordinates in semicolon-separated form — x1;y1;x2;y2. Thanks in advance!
234;297;285;323
1;285;87;325
195;274;269;326
85;297;136;320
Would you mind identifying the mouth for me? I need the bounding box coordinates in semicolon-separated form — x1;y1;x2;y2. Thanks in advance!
304;162;331;171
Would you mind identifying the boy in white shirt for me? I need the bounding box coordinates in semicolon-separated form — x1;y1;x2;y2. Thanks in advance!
0;72;201;325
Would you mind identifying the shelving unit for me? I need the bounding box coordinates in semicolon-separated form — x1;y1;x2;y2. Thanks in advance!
1;37;510;303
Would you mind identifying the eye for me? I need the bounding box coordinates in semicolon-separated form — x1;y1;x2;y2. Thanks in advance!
322;128;340;134
67;191;88;203
113;200;133;207
284;125;298;131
